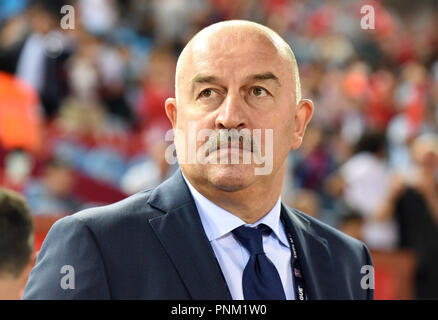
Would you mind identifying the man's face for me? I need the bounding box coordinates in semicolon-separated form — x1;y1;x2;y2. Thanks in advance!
166;28;313;192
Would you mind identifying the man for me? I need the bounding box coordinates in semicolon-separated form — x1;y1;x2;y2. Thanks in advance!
0;1;72;118
24;158;81;216
23;20;374;300
0;188;35;299
376;133;438;299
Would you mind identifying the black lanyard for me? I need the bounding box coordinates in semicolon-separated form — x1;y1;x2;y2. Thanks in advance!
280;215;307;300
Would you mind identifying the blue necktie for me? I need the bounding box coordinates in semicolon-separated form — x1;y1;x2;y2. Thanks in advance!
232;224;287;300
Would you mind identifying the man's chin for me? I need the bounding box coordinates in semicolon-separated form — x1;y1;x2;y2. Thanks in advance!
206;164;256;192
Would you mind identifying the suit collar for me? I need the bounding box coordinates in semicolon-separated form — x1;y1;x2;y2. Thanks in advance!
147;170;232;300
147;169;194;212
280;205;338;299
183;174;287;246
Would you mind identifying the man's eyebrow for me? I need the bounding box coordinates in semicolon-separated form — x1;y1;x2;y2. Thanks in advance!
247;72;281;86
191;74;219;85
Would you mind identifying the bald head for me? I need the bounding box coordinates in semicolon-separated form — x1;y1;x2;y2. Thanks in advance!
175;20;301;103
164;19;314;208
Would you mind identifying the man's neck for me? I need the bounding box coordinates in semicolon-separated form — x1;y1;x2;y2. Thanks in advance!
183;169;285;224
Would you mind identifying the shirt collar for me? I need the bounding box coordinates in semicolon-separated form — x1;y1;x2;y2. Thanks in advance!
182;174;289;247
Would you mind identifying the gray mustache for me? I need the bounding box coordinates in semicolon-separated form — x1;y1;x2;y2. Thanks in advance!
202;130;258;154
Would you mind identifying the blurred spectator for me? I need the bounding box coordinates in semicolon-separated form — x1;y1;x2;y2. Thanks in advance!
0;0;73;118
65;32;100;103
395;62;428;135
292;125;336;192
97;42;134;124
0;187;35;299
364;69;397;130
136;46;176;134
377;133;438;299
23;158;81;215
0;150;33;193
338;131;398;250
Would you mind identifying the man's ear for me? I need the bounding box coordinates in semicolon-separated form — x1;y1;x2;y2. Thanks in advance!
165;97;178;128
291;98;314;150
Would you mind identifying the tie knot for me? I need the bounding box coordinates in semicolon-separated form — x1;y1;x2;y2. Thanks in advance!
232;224;272;256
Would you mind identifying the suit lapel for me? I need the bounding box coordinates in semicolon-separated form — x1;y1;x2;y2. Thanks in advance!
147;170;232;300
281;205;338;299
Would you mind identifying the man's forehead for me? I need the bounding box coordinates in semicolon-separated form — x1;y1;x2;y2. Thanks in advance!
191;25;286;62
181;29;289;80
175;21;301;101
194;40;280;67
193;26;275;51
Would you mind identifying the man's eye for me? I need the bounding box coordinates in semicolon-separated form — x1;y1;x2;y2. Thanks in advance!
250;87;268;97
199;89;215;99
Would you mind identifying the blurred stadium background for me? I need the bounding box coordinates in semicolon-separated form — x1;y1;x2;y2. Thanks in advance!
1;0;438;299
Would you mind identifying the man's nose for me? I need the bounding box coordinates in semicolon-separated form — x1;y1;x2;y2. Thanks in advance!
215;92;248;130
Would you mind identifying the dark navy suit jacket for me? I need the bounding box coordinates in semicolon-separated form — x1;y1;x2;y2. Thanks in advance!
23;170;374;299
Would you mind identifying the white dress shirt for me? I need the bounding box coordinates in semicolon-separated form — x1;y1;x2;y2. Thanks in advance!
183;175;295;300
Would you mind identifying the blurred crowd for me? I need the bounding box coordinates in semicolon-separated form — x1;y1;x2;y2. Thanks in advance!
1;0;438;299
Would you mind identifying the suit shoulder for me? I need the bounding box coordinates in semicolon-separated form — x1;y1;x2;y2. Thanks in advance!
65;189;161;228
290;207;368;253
